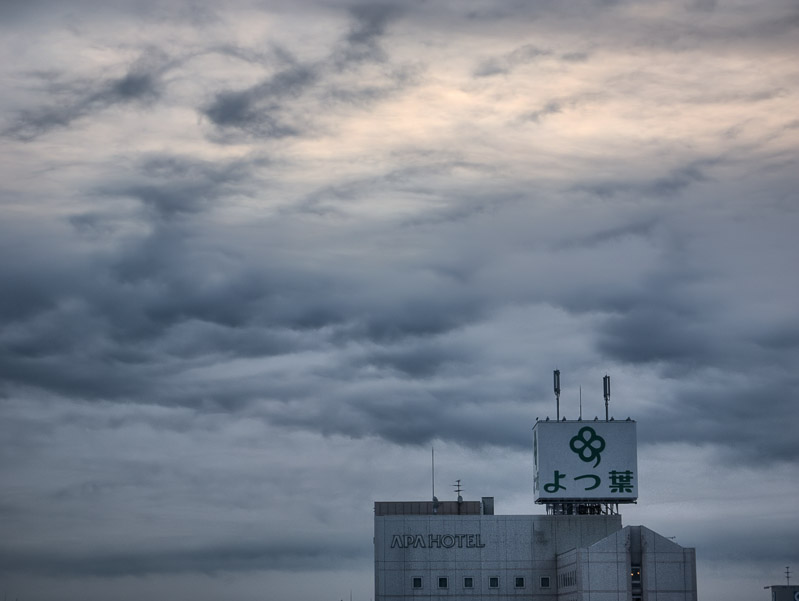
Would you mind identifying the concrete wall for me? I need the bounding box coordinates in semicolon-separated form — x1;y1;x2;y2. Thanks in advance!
576;529;630;601
560;526;697;601
769;586;799;601
640;528;697;601
374;514;622;601
374;514;697;601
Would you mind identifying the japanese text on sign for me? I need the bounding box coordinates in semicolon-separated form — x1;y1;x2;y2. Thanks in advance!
533;420;638;502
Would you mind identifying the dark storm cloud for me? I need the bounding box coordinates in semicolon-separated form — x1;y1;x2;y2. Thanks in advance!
266;385;536;450
3;50;171;141
598;303;711;365
0;153;270;402
0;539;367;577
2;169;500;412
645;385;799;464
3;142;796;468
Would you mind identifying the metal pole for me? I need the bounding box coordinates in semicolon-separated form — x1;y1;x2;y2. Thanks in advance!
554;370;561;421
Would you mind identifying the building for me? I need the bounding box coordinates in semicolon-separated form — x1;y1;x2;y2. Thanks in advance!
373;415;698;601
374;500;696;601
764;585;799;601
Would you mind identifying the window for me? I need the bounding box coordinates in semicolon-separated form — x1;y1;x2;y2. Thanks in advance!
540;576;551;589
631;567;642;585
463;577;474;589
515;577;525;588
412;577;422;589
489;577;500;589
438;577;448;589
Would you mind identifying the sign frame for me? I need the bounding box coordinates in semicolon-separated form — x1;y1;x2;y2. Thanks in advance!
533;419;638;503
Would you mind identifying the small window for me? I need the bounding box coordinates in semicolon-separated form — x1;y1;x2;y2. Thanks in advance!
540;576;551;588
515;577;525;588
489;576;499;589
463;577;474;589
412;577;422;589
631;567;642;584
438;577;448;589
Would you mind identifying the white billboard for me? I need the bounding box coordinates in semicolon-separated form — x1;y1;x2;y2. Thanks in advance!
533;420;637;503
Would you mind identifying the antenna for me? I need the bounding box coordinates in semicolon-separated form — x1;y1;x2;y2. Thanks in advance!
454;479;464;514
579;385;582;420
432;447;438;514
453;479;463;501
787;566;791;586
553;370;561;421
603;374;611;421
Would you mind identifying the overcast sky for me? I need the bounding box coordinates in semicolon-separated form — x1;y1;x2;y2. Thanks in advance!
1;1;797;600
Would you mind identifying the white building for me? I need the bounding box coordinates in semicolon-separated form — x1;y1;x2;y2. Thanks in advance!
374;501;696;601
764;585;799;601
373;417;698;600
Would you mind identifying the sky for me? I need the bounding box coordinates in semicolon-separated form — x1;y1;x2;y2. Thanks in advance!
0;0;797;599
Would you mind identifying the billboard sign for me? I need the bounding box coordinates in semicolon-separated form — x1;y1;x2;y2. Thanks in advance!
533;420;637;503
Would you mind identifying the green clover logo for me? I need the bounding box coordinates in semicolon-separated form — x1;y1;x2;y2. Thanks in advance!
569;426;606;467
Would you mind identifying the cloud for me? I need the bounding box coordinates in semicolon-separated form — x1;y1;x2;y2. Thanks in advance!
3;49;171;141
561;51;589;62
199;4;408;141
1;1;798;598
474;43;552;77
94;154;257;220
336;2;402;65
522;100;563;123
0;540;367;577
574;161;715;200
201;64;318;137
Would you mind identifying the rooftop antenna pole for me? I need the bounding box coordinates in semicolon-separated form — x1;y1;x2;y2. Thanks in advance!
787;566;791;586
432;447;435;500
454;479;464;514
432;446;439;514
554;370;561;421
603;375;611;421
579;386;582;420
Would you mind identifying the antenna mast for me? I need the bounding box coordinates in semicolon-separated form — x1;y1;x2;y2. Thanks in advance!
453;479;463;501
554;370;561;421
432;447;435;500
603;374;611;421
432;447;439;514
